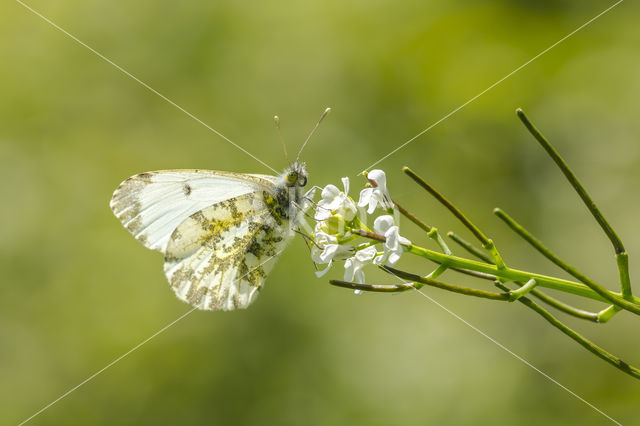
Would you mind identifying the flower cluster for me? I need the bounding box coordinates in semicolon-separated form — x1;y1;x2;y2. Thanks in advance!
307;170;411;291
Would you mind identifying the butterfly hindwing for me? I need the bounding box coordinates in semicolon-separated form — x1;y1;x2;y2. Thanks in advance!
110;170;275;252
163;191;293;311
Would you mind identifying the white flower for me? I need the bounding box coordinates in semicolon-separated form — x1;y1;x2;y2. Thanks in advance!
373;215;411;266
311;232;352;277
344;245;378;285
358;169;393;214
315;177;357;221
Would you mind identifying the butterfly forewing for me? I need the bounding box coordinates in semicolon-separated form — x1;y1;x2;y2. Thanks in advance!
110;170;275;252
163;191;292;311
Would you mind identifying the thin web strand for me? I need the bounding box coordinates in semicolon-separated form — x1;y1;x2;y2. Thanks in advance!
362;0;624;172
17;307;196;426
18;251;285;425
411;286;622;425
15;0;278;174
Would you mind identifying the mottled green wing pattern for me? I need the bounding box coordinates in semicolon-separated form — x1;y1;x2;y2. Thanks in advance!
163;191;293;311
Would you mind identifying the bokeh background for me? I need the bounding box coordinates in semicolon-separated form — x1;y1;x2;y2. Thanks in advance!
2;0;639;424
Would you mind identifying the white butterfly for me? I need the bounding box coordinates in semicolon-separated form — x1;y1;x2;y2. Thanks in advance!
110;162;309;311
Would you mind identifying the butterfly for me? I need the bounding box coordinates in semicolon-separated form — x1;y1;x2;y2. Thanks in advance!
110;162;309;311
110;109;329;312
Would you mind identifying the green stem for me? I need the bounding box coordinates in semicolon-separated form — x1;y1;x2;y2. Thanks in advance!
596;305;621;324
448;232;601;322
405;243;640;305
494;208;640;315
617;253;633;299
394;200;432;233
402;166;490;246
428;228;452;255
525;290;599;322
516;108;625;255
329;279;413;293
448;232;493;264
382;266;510;301
483;239;506;270
517;108;632;302
508;278;537;301
495;282;640;380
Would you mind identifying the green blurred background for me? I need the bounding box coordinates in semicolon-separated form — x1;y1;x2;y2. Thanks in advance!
2;0;639;424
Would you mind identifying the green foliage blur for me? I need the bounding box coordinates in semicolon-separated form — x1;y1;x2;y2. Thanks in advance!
2;0;639;424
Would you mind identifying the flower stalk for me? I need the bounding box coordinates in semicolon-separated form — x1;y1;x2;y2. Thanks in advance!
305;109;640;379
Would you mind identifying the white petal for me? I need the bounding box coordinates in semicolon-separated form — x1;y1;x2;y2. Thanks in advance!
314;208;331;221
399;235;412;246
315;261;333;277
341;177;350;196
388;252;402;266
355;246;377;261
344;258;355;281
319;244;340;263
366;197;377;214
374;215;395;234
368;169;387;188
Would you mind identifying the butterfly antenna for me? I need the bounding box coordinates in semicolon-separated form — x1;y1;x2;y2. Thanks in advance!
274;115;290;165
296;107;331;162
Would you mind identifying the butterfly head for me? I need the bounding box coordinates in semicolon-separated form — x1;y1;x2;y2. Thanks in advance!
283;161;308;187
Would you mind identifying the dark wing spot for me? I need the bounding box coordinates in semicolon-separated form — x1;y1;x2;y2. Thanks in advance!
137;172;153;182
183;184;192;196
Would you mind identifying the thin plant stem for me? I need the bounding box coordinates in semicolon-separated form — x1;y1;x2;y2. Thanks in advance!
445;267;498;281
350;228;496;281
428;228;452;255
329;280;413;293
493;208;640;315
524;290;599;322
517;108;632;300
394;200;432;233
508;278;538;301
448;232;601;322
618;253;633;299
516;108;625;255
447;232;493;264
381;266;510;301
349;228;385;242
405;244;639;304
402;166;507;269
402;167;489;246
350;228;640;307
494;282;640;380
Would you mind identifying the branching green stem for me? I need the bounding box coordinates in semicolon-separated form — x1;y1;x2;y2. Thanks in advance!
448;230;601;322
381;266;510;300
402;167;489;246
517;108;632;301
507;278;537;301
618;253;633;299
516;108;625;255
494;208;640;315
404;243;640;305
494;282;640;380
394;200;432;233
448;232;492;264
329;279;413;293
524;290;599;322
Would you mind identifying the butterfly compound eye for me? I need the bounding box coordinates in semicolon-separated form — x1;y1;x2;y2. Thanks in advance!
285;171;297;185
